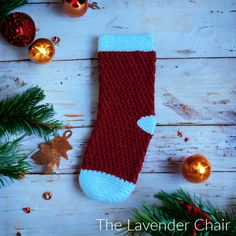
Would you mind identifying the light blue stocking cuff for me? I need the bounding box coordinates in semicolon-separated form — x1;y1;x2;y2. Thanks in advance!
79;169;135;203
99;34;155;52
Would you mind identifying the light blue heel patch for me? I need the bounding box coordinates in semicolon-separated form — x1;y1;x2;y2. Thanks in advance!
137;115;156;135
79;169;136;203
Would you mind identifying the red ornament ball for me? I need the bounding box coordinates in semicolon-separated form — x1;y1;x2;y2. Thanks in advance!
1;12;36;47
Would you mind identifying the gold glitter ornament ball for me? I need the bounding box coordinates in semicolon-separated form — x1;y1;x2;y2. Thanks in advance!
28;38;55;64
182;154;212;183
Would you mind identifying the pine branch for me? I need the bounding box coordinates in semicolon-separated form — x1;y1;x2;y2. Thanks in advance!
120;189;236;236
0;138;30;187
0;0;27;22
154;189;195;221
0;87;62;139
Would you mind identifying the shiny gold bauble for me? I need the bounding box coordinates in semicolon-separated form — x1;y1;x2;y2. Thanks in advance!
182;154;211;183
63;0;88;17
28;38;55;64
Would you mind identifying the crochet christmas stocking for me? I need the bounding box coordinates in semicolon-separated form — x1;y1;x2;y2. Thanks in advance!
79;34;156;202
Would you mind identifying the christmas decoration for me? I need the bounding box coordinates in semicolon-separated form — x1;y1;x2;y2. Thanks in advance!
184;137;189;142
0;86;61;137
121;189;236;236
32;130;73;174
88;2;100;9
177;130;189;142
182;154;211;183
22;207;31;213
0;0;27;22
1;12;36;47
51;36;60;46
177;131;183;137
0;138;30;187
28;38;55;64
0;87;61;187
63;0;88;17
79;34;156;203
42;192;53;200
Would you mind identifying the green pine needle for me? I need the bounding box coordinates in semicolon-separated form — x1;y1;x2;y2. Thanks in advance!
0;138;30;187
0;0;27;22
120;189;236;236
0;86;62;139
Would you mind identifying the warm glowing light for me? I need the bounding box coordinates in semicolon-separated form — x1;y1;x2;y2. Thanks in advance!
35;46;48;57
28;38;55;64
198;163;206;174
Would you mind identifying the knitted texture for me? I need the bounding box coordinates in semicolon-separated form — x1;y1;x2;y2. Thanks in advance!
98;34;155;52
79;34;156;202
80;170;135;202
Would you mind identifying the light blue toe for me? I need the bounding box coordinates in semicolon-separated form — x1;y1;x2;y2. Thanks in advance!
79;169;135;203
137;115;156;135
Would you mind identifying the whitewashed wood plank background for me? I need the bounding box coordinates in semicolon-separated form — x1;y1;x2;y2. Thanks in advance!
0;0;236;60
0;173;235;236
18;126;236;174
1;59;236;126
0;0;236;236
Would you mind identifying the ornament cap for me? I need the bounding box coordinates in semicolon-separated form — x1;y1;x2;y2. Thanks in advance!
63;130;72;139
